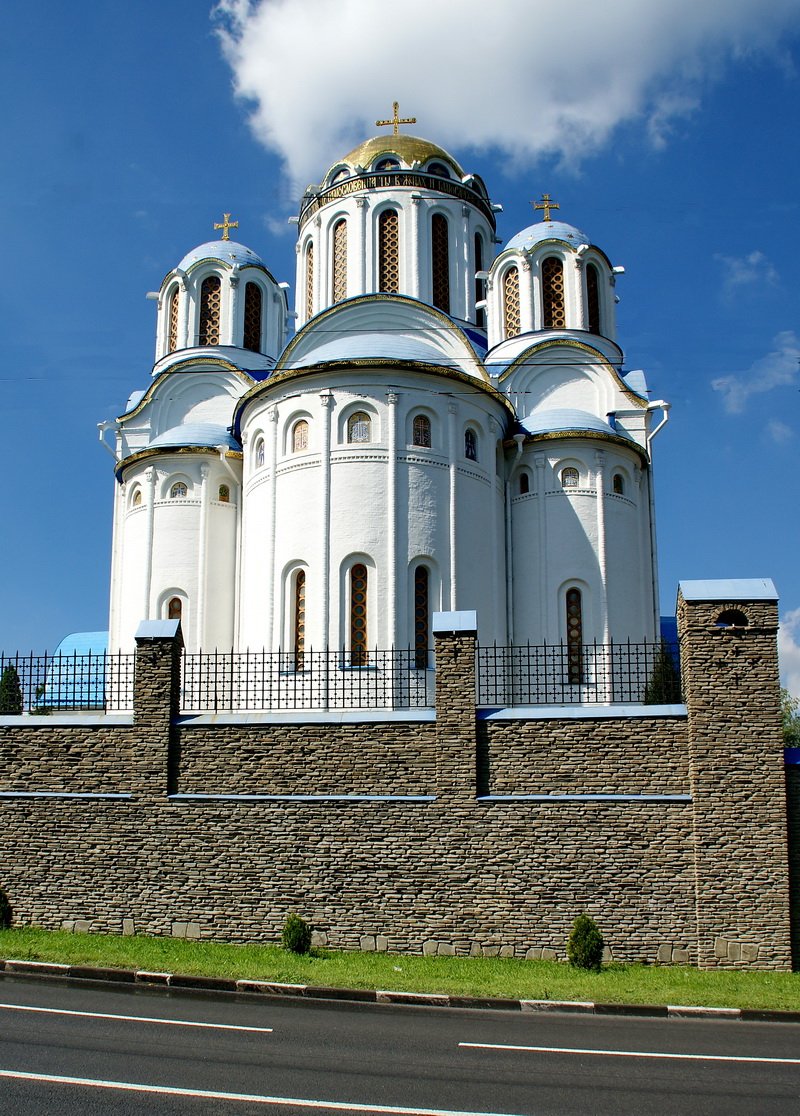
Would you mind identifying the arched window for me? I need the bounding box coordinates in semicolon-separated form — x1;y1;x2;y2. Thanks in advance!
348;412;371;444
198;275;221;345
612;473;624;495
218;484;230;503
464;428;478;461
431;213;450;313
294;570;306;670
131;488;142;507
332;218;347;302
168;287;180;352
474;233;486;329
586;263;600;334
378;209;399;293
542;256;566;329
375;158;399;172
292;419;309;453
566;588;583;685
427;162;450;178
716;608;749;628
561;467;579;489
503;266;521;338
255;439;265;468
412;414;431;448
243;282;262;352
414;565;429;669
168;597;182;621
519;472;530;495
305;242;314;320
350;563;368;666
170;482;188;499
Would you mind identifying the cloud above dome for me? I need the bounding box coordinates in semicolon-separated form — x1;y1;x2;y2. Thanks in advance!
213;0;800;186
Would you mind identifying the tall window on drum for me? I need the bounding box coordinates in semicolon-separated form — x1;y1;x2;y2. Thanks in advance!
565;588;583;685
503;266;520;338
294;570;306;671
168;287;180;352
332;218;347;302
474;233;486;328
350;564;368;666
378;209;399;293
431;214;450;313
586;263;600;334
199;276;221;345
168;597;182;621
542;257;566;329
305;242;314;319
243;282;262;351
414;566;429;669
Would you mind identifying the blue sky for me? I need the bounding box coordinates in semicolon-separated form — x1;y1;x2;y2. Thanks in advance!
2;1;799;689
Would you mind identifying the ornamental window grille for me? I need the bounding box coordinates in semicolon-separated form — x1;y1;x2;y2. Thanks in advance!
503;266;521;338
350;563;368;666
294;569;306;670
586;263;600;334
218;484;230;503
412;414;431;448
542;256;566;328
474;232;486;328
414;565;430;669
519;472;530;495
255;439;265;468
348;412;371;444
243;282;262;352
168;597;183;621
612;473;624;495
168;287;180;352
198;276;221;345
292;420;309;453
378;209;400;293
305;243;314;320
465;428;478;461
566;587;583;684
170;482;188;499
561;467;579;489
332;218;348;302
431;213;450;313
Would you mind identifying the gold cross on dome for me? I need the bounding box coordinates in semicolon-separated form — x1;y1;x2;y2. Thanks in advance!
376;101;416;136
214;213;239;241
533;194;560;221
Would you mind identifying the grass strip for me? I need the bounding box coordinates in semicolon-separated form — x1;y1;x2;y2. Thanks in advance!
0;928;798;1011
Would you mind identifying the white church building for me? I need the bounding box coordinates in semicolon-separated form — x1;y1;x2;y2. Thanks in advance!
99;109;669;664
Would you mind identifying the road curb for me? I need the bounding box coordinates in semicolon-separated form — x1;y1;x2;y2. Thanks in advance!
2;957;798;1022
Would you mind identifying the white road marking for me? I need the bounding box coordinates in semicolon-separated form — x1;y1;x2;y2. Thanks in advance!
0;1070;522;1116
459;1041;800;1065
0;1002;272;1033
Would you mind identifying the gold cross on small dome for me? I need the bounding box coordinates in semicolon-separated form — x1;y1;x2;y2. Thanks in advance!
214;213;239;241
533;194;560;221
376;101;417;136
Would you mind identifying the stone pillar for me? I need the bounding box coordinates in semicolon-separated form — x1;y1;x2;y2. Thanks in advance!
678;579;791;969
433;611;477;800
133;620;183;800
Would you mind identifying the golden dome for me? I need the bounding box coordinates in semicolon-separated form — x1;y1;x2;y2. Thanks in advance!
334;134;465;177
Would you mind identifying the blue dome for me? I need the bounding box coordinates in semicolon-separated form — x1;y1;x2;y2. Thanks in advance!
521;408;613;437
149;423;237;450
178;240;266;271
505;220;588;253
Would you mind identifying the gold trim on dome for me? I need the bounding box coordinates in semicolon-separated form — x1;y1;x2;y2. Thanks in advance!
517;428;650;464
119;360;256;421
496;338;646;405
115;445;243;481
338;134;465;178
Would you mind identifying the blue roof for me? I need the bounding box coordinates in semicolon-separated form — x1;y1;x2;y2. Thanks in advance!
178;240;266;271
291;331;458;368
149;423;237;450
679;579;778;602
505;220;589;253
521;408;614;437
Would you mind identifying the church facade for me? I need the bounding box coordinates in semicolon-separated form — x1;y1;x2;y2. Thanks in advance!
102;116;668;658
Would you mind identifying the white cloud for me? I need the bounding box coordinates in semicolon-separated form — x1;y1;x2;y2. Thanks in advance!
711;331;800;413
779;608;800;698
768;419;794;443
212;0;800;187
714;250;779;296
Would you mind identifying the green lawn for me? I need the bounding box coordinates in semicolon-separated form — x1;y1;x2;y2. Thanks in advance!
1;928;799;1011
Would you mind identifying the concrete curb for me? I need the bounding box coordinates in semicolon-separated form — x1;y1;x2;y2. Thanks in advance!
2;958;800;1022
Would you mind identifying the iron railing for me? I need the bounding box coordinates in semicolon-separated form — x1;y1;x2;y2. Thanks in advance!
476;640;681;707
181;648;435;713
0;651;135;713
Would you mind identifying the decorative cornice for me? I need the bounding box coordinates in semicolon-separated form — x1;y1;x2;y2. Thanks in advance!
115;446;243;483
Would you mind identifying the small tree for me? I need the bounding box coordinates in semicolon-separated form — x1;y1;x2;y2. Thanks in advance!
781;689;800;746
644;642;680;704
0;666;23;715
0;888;11;929
282;912;312;954
567;913;604;971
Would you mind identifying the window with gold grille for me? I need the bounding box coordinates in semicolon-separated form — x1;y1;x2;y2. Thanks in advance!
305;243;314;320
243;282;262;351
292;420;309;453
503;267;521;338
412;414;431;448
566;587;583;684
170;482;188;498
294;569;306;670
561;466;579;488
474;233;486;328
347;412;371;444
168;287;179;352
586;263;600;334
332;219;348;302
199;276;221;345
168;597;182;621
431;213;450;313
132;488;142;507
542;256;566;329
218;484;230;503
378;209;399;293
414;565;429;669
350;563;368;666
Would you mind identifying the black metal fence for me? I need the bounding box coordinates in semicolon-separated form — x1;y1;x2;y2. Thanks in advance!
476;640;681;707
181;648;436;713
0;651;135;713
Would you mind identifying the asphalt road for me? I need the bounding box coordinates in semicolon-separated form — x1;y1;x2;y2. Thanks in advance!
0;975;799;1115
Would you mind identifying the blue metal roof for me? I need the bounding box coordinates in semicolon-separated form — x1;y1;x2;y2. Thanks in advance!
520;408;615;437
178;240;266;271
149;423;237;450
679;578;778;602
505;220;589;253
290;331;461;369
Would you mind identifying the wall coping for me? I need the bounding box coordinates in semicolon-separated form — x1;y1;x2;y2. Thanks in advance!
432;610;478;634
175;709;436;726
477;793;692;803
477;703;687;721
169;794;437;803
678;578;777;602
0;714;134;727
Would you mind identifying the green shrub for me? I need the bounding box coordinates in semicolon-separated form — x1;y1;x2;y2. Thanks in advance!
644;642;681;704
0;666;23;715
567;913;604;971
282;912;312;954
0;888;12;929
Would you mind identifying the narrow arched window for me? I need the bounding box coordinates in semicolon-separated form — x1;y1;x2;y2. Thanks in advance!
348;412;371;444
168;287;180;352
412;414;431;448
566;588;583;684
542;256;566;329
131;488;142;507
218;484;230;503
305;242;314;320
168;597;182;621
431;213;450;313
170;482;187;499
198;275;221;345
243;282;262;351
378;209;399;293
350;563;368;666
255;439;265;468
332;218;347;302
612;473;624;495
464;428;478;461
474;233;486;328
414;566;429;669
561;467;579;489
519;472;530;495
586;263;600;334
503;267;520;338
294;569;306;670
292;419;309;452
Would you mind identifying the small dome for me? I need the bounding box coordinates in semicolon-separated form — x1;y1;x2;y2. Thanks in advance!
177;240;266;272
521;408;614;437
334;134;465;177
149;423;237;451
505;220;589;253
